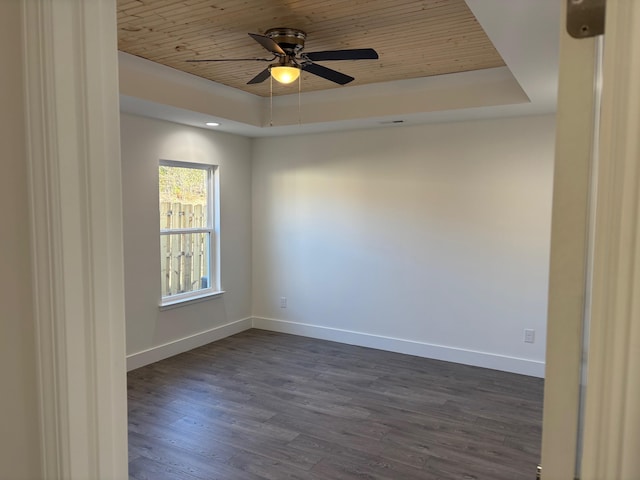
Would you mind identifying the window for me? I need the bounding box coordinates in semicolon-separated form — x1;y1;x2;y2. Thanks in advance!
159;161;220;306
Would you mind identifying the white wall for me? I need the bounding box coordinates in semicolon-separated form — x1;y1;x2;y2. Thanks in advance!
0;2;42;478
252;115;555;376
121;113;555;376
121;114;252;366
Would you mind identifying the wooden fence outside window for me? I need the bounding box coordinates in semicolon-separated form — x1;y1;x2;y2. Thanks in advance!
160;201;209;297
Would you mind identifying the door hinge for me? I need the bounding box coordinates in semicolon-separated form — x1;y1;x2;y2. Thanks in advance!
567;0;606;38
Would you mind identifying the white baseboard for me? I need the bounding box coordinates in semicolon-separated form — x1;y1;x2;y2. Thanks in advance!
252;317;545;378
126;317;252;371
126;316;545;377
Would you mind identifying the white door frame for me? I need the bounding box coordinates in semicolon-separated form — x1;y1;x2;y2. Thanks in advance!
580;0;640;477
540;1;599;477
20;0;640;478
542;0;640;478
22;0;128;478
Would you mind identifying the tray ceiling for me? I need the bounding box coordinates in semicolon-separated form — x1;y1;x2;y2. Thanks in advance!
117;0;506;97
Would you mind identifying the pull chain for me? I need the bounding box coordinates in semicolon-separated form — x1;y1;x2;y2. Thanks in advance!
298;72;302;125
269;72;273;127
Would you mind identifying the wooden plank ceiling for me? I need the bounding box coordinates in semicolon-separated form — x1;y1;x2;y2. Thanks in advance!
117;0;505;97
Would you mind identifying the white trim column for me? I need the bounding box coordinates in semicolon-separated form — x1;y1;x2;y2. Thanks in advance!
22;0;128;478
581;0;640;478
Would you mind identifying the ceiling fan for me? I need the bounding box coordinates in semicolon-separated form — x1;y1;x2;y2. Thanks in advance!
187;28;379;86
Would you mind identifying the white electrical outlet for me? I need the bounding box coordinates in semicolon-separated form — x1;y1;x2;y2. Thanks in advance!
524;329;535;344
280;297;287;308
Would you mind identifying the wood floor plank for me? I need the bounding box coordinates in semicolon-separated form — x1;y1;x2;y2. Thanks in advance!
225;450;326;480
128;329;543;479
128;430;237;479
129;455;206;480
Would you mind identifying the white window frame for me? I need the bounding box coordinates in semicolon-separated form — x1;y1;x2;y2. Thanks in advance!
159;160;222;307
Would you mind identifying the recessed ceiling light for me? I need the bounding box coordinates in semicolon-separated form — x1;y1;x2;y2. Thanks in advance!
205;122;220;127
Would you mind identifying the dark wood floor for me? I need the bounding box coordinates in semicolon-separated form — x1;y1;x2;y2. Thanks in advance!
128;329;543;480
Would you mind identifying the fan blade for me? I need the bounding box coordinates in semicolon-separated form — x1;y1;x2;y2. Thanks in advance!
247;67;272;85
305;48;379;61
248;33;286;56
187;57;274;63
302;63;354;85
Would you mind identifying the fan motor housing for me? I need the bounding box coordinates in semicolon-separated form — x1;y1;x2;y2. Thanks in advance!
265;28;306;55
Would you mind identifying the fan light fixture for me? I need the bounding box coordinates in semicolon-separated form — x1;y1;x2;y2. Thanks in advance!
270;65;300;84
186;28;379;87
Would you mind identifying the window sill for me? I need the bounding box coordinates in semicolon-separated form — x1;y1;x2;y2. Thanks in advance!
159;290;225;311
